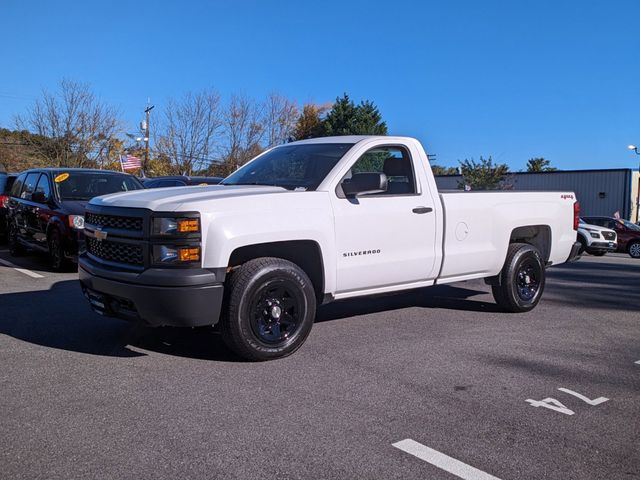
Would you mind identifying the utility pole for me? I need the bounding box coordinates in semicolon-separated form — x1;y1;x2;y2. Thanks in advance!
143;104;154;173
628;145;640;223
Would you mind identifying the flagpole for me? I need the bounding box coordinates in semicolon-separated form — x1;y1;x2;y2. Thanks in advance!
119;155;125;173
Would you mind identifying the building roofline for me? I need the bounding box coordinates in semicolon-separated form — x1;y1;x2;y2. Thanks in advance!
434;167;634;177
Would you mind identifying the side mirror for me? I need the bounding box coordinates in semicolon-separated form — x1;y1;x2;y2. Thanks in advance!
342;172;388;198
31;191;47;203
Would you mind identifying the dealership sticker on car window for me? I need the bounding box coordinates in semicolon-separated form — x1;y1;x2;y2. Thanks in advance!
54;173;70;183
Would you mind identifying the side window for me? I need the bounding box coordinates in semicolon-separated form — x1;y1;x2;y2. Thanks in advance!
34;174;51;202
347;146;416;195
10;173;26;197
21;173;40;199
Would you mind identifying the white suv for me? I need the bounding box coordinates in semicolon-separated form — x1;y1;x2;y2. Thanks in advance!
577;219;617;256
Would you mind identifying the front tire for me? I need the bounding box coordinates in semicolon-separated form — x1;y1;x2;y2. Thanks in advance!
492;243;545;313
590;251;606;257
48;229;69;272
220;257;317;361
629;241;640;259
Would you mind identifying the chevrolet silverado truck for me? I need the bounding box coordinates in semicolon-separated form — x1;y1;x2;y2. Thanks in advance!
79;136;581;360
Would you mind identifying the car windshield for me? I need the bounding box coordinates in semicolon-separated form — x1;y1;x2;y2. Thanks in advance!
620;219;640;231
221;143;355;191
54;172;143;200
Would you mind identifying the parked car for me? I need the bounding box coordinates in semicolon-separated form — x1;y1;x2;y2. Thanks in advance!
142;175;223;188
582;216;640;258
0;172;18;242
577;218;617;256
79;135;581;361
8;168;144;270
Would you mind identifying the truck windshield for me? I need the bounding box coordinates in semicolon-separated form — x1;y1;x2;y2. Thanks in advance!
221;143;355;191
54;172;143;201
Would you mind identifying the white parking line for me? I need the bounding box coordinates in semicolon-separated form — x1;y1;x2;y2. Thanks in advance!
635;360;640;365
392;439;502;480
0;258;44;278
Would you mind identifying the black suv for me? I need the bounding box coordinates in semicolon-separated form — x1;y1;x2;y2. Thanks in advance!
0;172;18;241
7;168;143;270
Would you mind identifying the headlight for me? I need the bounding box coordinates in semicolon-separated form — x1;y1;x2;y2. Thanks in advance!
68;215;85;230
590;232;600;238
153;245;201;264
152;217;200;235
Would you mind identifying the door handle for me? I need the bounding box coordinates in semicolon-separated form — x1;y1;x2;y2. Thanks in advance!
412;207;433;214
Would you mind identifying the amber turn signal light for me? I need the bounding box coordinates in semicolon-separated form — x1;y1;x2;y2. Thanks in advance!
178;247;200;262
177;218;200;233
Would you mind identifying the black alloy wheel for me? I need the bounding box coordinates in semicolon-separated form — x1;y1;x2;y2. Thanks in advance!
221;257;316;361
515;259;541;302
251;280;303;344
492;242;546;313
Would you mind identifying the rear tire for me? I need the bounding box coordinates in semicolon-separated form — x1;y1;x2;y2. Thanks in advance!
220;257;317;361
492;243;545;313
629;241;640;259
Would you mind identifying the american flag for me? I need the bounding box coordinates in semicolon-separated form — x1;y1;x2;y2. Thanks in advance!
120;154;142;171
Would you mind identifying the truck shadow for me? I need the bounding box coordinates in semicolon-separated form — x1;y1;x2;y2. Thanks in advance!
0;256;637;360
0;279;495;361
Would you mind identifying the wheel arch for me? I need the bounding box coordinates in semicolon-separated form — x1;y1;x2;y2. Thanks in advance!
227;240;325;302
509;225;552;263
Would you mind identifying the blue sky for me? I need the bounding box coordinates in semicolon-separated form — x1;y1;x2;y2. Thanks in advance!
1;0;639;171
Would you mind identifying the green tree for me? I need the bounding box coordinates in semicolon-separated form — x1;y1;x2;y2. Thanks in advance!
458;156;511;190
431;164;459;176
321;94;387;136
526;157;557;172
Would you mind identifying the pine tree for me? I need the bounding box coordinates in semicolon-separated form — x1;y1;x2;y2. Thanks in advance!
321;94;387;136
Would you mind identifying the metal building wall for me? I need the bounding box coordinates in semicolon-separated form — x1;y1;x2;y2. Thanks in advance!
433;169;634;218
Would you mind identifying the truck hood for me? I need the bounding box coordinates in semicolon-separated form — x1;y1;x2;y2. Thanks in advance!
89;185;289;211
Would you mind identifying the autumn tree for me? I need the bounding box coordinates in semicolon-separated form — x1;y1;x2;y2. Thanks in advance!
155;89;222;175
526;157;557;172
15;79;121;168
458;156;511;190
291;104;329;140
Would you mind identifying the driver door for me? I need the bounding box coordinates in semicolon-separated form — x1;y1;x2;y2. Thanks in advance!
330;145;438;294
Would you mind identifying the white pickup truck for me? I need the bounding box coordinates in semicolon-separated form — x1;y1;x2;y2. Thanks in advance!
79;136;581;360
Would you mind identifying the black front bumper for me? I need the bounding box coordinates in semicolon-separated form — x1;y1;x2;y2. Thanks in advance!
79;255;224;327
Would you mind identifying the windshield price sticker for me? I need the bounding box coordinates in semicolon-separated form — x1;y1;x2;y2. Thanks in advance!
54;173;70;183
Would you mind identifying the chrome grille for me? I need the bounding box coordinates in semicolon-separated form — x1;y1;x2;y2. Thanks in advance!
85;212;143;231
86;238;143;266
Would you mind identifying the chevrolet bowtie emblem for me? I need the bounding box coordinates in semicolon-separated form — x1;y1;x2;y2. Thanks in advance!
94;228;108;241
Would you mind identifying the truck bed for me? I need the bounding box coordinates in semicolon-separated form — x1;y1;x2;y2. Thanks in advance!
436;191;577;284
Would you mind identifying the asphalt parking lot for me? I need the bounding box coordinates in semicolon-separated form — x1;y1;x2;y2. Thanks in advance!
0;249;638;480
